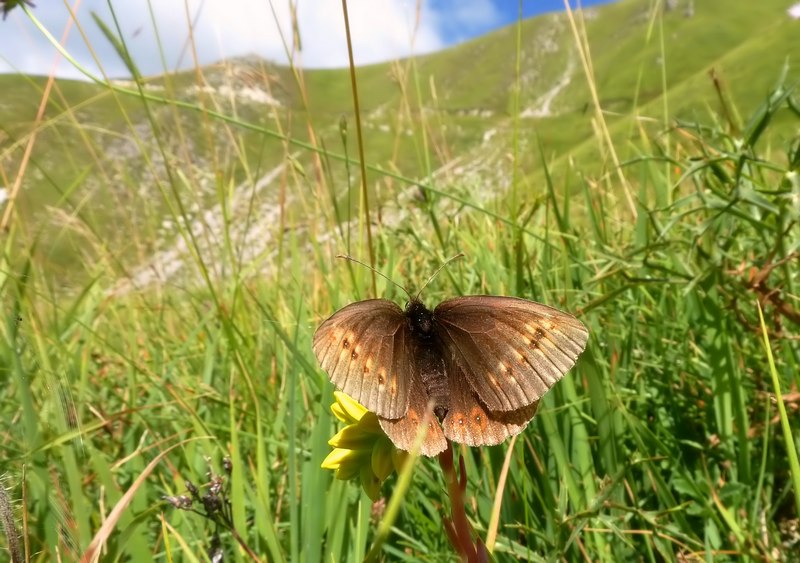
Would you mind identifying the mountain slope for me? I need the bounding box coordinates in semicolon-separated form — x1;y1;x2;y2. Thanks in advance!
0;0;797;289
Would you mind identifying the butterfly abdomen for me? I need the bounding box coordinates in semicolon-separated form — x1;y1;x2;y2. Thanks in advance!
415;340;450;420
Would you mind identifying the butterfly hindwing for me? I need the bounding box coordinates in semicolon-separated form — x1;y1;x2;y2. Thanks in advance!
442;351;539;447
435;295;589;412
379;368;448;457
312;299;411;419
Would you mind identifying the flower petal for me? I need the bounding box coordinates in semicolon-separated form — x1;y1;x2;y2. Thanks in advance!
332;391;368;423
371;437;395;481
321;448;351;470
392;447;410;474
329;422;382;449
334;450;371;481
360;464;381;501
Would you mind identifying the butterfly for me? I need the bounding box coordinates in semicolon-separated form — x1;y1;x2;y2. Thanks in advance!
313;295;588;457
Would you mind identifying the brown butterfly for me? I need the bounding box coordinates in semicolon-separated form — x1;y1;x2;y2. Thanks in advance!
313;295;588;457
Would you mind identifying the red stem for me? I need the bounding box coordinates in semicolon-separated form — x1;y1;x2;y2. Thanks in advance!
438;442;488;562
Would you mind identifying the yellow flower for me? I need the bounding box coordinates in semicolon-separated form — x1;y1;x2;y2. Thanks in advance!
321;392;409;500
330;391;368;424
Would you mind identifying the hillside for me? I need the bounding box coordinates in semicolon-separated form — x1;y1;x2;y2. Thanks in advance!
0;0;798;291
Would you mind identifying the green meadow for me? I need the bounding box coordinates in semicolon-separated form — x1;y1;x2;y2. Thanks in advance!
1;0;799;560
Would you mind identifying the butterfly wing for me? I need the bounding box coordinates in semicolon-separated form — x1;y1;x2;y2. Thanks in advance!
442;353;539;447
379;371;448;457
313;299;411;419
434;295;588;412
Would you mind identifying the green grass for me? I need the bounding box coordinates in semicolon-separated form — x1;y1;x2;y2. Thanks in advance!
1;1;800;561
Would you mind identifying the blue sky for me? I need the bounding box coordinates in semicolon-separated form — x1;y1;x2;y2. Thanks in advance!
0;0;617;80
435;0;615;43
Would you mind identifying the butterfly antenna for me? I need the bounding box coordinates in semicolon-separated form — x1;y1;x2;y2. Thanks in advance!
336;255;412;299
415;252;465;300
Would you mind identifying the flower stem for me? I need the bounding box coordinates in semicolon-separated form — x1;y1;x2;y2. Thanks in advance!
438;442;488;563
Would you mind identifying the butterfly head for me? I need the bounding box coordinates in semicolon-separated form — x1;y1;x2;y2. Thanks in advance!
405;298;435;340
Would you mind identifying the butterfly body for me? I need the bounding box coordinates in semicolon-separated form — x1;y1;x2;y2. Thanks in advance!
412;340;449;419
313;295;588;456
406;298;436;339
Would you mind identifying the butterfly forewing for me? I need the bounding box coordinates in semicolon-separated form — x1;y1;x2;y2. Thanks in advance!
435;296;589;412
312;299;411;419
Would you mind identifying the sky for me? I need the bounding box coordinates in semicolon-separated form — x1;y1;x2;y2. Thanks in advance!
0;0;616;80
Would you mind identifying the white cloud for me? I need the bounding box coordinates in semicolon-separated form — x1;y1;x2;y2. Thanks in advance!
0;0;451;80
